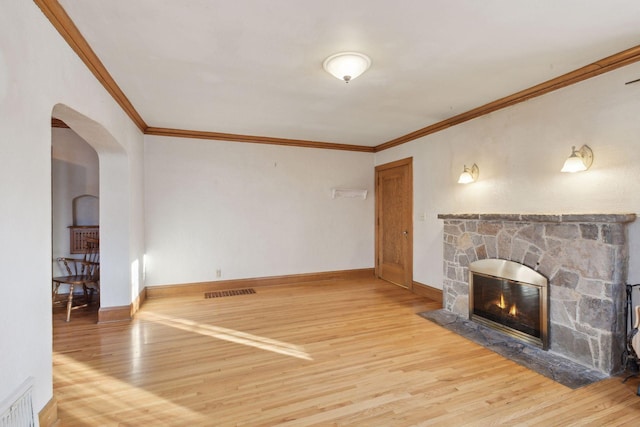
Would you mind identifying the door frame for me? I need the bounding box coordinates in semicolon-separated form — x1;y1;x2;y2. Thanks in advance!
375;157;413;289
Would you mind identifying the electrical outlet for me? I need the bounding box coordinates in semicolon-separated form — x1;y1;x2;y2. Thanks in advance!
419;212;427;221
216;269;222;278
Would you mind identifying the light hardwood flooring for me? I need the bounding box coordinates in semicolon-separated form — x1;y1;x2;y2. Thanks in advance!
53;278;640;426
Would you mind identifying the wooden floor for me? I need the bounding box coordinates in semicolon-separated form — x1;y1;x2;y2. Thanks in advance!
53;278;640;426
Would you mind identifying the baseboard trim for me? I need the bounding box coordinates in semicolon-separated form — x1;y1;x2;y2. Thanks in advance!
412;281;443;305
131;287;147;316
39;396;58;427
97;287;147;323
98;305;131;323
146;268;375;299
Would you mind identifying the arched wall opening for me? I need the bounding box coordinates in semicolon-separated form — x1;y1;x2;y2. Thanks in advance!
51;124;100;319
52;104;134;315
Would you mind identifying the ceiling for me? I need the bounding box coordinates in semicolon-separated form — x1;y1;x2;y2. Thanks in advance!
55;0;640;148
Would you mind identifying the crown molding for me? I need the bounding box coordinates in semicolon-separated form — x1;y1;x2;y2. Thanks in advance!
375;44;640;152
34;0;147;132
35;1;640;153
145;127;376;152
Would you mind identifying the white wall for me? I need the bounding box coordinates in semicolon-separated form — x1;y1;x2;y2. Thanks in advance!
144;135;374;285
0;1;145;414
376;61;640;289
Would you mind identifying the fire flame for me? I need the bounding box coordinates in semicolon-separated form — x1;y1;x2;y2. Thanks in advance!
496;293;518;316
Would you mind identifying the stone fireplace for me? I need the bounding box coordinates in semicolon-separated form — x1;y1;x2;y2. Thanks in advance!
438;213;636;375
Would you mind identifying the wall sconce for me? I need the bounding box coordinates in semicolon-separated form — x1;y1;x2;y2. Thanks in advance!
560;145;593;173
323;52;371;83
457;164;479;184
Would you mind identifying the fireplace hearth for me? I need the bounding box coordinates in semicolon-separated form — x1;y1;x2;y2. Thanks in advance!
438;213;636;375
419;309;607;388
469;259;548;349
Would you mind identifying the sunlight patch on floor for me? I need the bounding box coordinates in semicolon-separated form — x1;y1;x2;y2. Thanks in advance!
142;311;313;360
53;353;209;425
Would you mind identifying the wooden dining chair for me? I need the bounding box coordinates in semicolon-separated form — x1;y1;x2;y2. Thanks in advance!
52;238;100;321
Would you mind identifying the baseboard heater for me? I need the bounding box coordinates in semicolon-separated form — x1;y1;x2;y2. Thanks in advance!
0;377;38;427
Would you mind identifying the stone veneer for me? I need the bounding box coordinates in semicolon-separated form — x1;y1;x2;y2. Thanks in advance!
438;213;636;375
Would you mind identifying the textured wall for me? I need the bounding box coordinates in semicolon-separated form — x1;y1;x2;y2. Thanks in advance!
375;61;640;292
144;135;374;285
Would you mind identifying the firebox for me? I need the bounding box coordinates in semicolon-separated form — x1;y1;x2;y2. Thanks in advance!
469;259;549;349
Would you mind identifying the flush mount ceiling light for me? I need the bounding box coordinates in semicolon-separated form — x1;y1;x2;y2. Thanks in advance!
323;52;371;83
561;145;593;173
457;164;479;184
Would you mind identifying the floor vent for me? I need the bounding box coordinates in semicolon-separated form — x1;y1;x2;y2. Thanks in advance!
205;288;256;299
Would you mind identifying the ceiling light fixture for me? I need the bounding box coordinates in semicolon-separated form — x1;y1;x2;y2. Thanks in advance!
457;164;479;184
560;145;593;173
323;52;371;83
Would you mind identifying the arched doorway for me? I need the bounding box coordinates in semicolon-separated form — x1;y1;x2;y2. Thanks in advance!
51;121;100;320
51;104;136;322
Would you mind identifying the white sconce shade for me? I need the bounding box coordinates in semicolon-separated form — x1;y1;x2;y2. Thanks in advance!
323;52;371;83
458;164;479;184
561;145;593;173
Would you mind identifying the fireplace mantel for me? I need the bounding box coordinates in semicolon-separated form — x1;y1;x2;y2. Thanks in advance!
438;213;636;224
438;212;636;375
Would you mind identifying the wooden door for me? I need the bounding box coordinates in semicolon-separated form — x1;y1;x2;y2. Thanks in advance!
375;158;412;289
